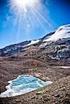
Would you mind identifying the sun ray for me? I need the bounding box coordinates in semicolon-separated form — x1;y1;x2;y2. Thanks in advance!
30;8;46;30
33;8;51;27
8;0;51;40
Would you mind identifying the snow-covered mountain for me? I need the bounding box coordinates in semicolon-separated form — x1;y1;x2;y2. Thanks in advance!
0;24;70;60
46;24;70;41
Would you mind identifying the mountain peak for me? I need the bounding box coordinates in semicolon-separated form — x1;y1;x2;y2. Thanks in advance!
47;24;70;41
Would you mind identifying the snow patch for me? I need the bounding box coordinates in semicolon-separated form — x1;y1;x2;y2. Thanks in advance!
27;40;39;46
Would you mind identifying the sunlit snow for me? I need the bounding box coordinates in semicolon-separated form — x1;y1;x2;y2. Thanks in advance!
27;40;40;46
47;24;70;41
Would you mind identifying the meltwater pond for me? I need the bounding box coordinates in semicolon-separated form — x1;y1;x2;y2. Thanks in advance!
0;75;52;97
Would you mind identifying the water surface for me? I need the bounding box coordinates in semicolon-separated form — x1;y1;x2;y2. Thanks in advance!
0;75;52;97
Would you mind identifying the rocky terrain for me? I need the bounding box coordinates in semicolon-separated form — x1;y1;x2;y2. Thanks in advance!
0;76;70;104
0;24;70;104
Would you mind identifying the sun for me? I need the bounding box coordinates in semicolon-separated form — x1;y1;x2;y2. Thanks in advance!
9;0;50;39
10;0;40;13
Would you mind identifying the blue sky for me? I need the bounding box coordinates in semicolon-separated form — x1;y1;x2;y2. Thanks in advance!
0;0;70;48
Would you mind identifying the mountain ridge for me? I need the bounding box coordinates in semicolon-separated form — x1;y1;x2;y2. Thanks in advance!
0;24;70;60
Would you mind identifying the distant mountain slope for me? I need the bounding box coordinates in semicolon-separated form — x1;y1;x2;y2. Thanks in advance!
0;24;70;60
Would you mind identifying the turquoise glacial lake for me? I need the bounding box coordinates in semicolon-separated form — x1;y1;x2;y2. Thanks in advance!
0;75;52;97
